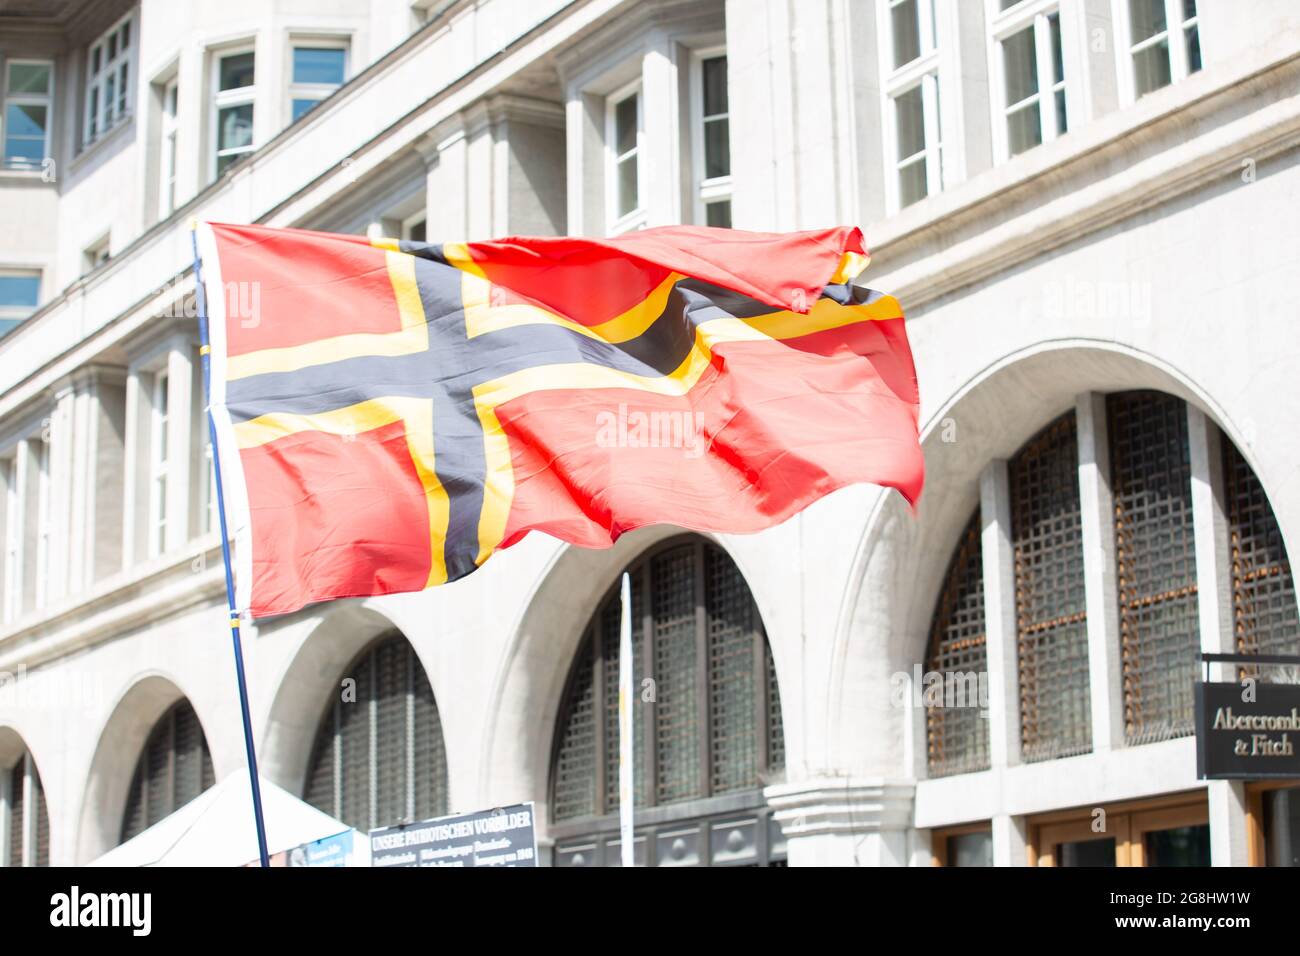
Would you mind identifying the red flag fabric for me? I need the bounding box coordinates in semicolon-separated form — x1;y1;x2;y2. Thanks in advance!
196;222;922;617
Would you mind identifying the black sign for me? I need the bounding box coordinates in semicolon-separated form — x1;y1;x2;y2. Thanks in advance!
1195;680;1300;779
368;802;538;867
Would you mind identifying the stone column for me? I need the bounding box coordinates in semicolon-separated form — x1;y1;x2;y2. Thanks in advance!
1076;392;1124;753
1188;405;1251;866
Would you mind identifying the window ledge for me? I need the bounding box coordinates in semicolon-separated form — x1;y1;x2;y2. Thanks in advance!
0;167;55;186
69;114;136;173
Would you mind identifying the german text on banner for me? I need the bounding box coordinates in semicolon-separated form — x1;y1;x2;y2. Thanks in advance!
195;222;923;617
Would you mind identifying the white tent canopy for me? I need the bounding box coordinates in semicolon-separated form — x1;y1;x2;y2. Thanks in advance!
90;768;356;867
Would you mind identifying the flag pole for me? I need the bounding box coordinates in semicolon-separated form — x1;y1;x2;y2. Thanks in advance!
190;220;271;868
618;571;634;867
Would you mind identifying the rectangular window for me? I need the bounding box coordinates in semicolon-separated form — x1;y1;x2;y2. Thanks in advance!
1124;0;1201;100
31;439;50;610
159;79;179;218
2;456;20;623
0;271;40;339
3;60;53;168
289;44;347;122
83;236;110;275
881;0;943;210
606;84;643;232
992;5;1068;160
148;370;169;556
693;53;731;228
201;426;216;536
213;49;255;179
84;12;134;146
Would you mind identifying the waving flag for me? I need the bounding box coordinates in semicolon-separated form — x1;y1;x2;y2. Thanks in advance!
196;222;922;617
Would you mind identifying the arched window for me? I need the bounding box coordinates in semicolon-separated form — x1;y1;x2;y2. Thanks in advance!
1223;440;1300;667
121;699;214;843
1011;411;1091;762
925;511;989;777
305;632;448;832
3;749;49;866
1108;391;1199;743
550;537;785;867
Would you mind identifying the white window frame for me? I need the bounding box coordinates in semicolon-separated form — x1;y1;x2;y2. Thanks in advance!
400;210;427;243
147;369;169;557
2;453;21;624
0;268;41;333
210;45;257;181
287;38;350;125
689;47;731;228
987;0;1070;162
158;77;180;218
83;235;110;275
200;424;215;536
2;58;54;169
605;79;645;235
32;438;49;610
878;0;946;213
83;10;135;147
1113;0;1201;105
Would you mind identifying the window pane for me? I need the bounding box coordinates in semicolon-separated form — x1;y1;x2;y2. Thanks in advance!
293;47;346;86
118;61;129;113
291;98;318;122
92;45;101;75
219;52;255;91
1182;0;1198;19
5;103;47;139
1055;89;1068;135
704;117;729;179
615;93;637;156
949;831;993;867
1003;26;1039;107
702;56;727;116
895;85;925;160
218;103;254;150
7;62;50;95
0;274;40;307
705;199;731;229
1059;838;1116;866
898;157;928;208
1186;24;1201;73
1145;825;1211;866
1049;13;1065;84
1133;38;1172;96
108;32;117;60
1129;0;1168;44
617;155;638;217
1007;102;1042;156
891;0;921;69
121;19;130;50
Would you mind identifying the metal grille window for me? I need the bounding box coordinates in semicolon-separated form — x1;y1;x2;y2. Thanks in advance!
120;700;215;843
925;511;990;777
3;751;49;866
1011;412;1092;762
305;633;449;832
551;538;784;824
1109;391;1200;744
1223;440;1300;675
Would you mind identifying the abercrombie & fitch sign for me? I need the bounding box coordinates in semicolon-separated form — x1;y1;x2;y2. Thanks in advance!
1195;680;1300;779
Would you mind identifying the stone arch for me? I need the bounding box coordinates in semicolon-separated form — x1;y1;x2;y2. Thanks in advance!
828;339;1253;779
75;671;209;863
479;525;783;832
